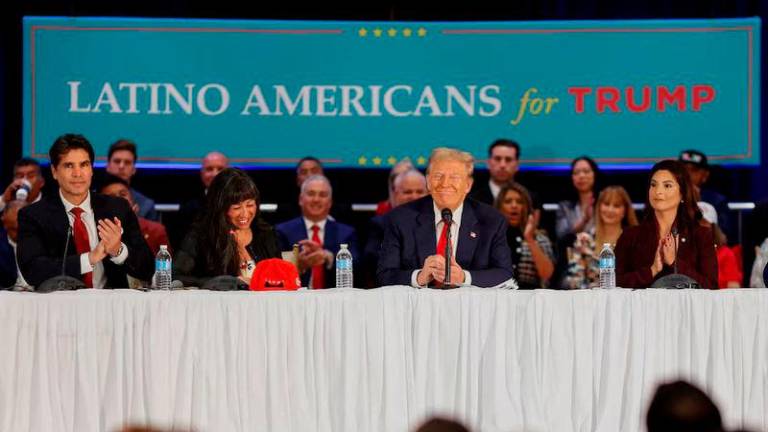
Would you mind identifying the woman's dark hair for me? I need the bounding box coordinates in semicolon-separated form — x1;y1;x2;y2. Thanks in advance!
494;182;532;228
645;159;700;232
569;155;600;199
198;168;261;276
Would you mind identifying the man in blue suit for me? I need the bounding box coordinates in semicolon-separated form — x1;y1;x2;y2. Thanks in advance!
377;148;513;288
276;175;359;288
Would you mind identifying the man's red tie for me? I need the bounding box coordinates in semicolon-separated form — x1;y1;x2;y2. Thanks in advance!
434;221;450;287
70;207;93;288
436;221;450;257
310;225;325;289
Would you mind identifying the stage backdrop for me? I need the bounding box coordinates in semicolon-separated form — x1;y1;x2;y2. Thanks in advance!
23;17;760;168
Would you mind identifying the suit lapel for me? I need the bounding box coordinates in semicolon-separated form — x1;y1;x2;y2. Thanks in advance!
415;198;437;264
47;195;73;250
457;201;479;267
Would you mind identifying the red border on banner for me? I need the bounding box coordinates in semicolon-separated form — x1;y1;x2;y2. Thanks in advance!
29;24;755;164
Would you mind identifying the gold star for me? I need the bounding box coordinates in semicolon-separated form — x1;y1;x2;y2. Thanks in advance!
387;28;397;37
416;156;427;165
358;156;367;165
372;156;383;166
373;28;383;38
417;27;427;37
387;156;398;165
358;28;368;37
402;28;412;37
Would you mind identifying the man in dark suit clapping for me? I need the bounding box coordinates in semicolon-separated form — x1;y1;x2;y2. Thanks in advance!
17;134;154;289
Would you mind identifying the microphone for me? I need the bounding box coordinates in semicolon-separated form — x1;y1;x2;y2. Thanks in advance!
37;226;86;293
441;208;455;288
201;275;248;291
650;226;700;289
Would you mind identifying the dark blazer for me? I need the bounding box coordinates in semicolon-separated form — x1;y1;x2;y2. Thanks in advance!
276;217;360;288
0;228;18;288
17;193;155;288
362;214;388;288
377;195;513;287
174;218;280;287
615;217;718;289
469;182;495;206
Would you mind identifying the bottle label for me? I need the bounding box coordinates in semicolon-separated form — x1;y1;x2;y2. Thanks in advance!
336;259;352;271
599;257;615;269
156;260;170;271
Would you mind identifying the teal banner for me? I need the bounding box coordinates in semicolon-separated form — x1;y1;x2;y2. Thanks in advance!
23;17;760;167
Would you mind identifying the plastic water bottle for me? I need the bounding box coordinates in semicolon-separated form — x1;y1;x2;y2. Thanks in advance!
153;245;172;290
335;244;353;288
599;243;616;289
15;179;32;201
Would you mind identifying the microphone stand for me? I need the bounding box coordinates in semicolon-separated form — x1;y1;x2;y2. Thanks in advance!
444;220;452;288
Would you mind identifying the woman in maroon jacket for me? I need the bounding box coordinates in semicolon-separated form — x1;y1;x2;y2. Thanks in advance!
615;160;718;288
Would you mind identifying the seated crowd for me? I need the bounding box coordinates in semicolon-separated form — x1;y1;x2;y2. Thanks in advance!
0;133;762;290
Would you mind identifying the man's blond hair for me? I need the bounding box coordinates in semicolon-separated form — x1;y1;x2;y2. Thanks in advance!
427;147;474;177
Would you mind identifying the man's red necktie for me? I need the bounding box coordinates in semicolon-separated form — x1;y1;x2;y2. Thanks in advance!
434;221;451;287
310;225;325;289
436;221;450;257
70;207;93;288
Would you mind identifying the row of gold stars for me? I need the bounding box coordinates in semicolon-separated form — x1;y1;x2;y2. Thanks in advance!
357;156;428;166
357;27;428;38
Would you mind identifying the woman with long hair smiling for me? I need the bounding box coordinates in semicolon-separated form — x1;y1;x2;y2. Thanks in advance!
174;168;280;286
615;160;717;288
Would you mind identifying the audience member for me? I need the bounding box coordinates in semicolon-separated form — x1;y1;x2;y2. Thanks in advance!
364;169;427;286
0;157;45;212
698;202;741;288
679;149;731;240
17;134;154;288
495;182;555;289
563;185;638;289
378;148;512;288
276;174;359;288
106;139;159;221
174;168;280;287
173;151;229;247
470;138;520;205
414;417;471;432
0;200;30;289
375;159;415;215
646;380;724;432
555;156;600;240
615;160;718;288
100;174;171;256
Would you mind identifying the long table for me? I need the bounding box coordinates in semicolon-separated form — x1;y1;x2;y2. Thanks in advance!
1;287;766;432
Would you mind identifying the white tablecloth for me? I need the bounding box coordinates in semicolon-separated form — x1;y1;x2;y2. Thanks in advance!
1;287;766;432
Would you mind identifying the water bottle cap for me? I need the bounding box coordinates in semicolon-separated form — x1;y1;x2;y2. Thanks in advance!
340;243;348;248
160;245;168;250
603;243;612;248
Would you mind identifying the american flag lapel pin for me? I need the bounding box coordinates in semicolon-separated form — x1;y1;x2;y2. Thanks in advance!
470;231;477;239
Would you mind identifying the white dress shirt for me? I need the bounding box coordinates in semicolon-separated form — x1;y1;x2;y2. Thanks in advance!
302;217;334;288
60;191;128;289
488;180;501;202
410;202;473;288
7;238;30;289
